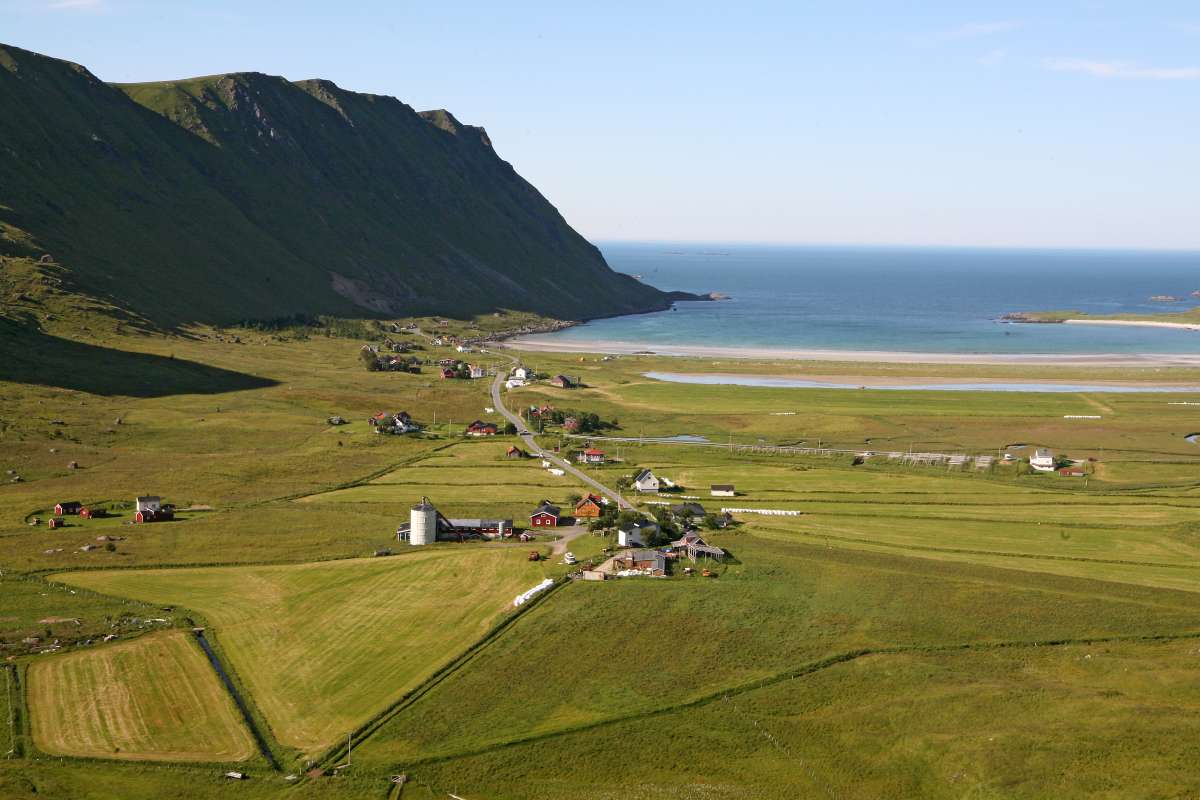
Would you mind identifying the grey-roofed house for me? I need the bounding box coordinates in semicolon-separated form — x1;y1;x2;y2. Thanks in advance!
633;469;660;493
618;518;659;548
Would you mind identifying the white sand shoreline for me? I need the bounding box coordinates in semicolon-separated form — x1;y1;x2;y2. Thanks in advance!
503;336;1200;367
1064;318;1200;331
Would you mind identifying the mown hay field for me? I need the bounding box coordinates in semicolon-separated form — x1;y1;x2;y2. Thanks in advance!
26;630;255;762
55;548;550;756
352;530;1200;768
397;638;1200;800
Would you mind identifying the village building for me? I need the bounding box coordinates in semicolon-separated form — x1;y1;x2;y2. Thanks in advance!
504;378;526;389
136;496;161;514
506;445;527;459
396;497;512;545
618;518;659;547
1059;466;1086;477
550;375;574;389
530;501;561;528
512;366;529;380
468;365;486;379
613;549;667;575
671;531;726;562
1030;448;1056;472
576;448;606;464
574;493;604;518
440;367;456;379
633;469;660;493
671;502;707;519
466;420;499;436
54;501;82;516
710;484;736;497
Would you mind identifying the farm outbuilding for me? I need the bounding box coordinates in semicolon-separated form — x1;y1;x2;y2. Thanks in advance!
54;501;82;516
710;484;736;497
47;517;65;529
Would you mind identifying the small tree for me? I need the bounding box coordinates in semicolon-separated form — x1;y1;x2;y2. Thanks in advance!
504;422;517;435
360;348;381;372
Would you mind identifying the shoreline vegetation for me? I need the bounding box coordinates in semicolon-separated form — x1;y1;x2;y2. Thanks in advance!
1002;309;1200;330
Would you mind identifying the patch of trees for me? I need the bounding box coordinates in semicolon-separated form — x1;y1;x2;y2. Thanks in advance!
538;408;617;433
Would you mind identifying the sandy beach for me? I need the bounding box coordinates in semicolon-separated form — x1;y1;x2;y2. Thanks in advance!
1064;318;1200;331
503;335;1200;367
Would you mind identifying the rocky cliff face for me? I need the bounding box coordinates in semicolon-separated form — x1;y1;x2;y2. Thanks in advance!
0;43;673;326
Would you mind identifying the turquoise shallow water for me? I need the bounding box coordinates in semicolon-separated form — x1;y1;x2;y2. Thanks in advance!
536;244;1200;355
645;372;1200;393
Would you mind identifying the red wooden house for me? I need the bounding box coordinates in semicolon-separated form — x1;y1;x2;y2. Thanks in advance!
47;517;65;529
529;501;560;528
54;501;82;516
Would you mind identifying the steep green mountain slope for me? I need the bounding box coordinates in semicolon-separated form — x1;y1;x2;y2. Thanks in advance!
0;43;675;326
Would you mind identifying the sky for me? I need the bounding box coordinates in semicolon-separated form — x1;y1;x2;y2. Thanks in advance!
3;0;1199;250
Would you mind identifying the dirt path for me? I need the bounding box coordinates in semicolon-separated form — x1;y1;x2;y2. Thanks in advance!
551;525;588;556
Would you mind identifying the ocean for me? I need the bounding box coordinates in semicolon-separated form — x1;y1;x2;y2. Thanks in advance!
531;244;1200;355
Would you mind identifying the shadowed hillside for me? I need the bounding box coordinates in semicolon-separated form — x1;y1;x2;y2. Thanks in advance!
0;43;679;327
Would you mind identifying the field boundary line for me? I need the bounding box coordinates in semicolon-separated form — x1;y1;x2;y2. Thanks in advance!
3;664;19;759
396;630;1200;770
191;630;280;770
308;577;571;775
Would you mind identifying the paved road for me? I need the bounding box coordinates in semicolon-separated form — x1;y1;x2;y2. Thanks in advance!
490;359;634;510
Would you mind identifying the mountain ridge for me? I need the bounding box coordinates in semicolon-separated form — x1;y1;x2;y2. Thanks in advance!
0;43;688;327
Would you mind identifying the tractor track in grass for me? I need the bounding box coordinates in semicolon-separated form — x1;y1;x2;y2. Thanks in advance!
391;629;1200;771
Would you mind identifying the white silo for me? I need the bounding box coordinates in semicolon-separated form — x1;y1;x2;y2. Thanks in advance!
409;497;438;546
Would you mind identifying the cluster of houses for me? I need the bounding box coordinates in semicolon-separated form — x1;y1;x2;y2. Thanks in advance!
43;495;173;528
437;359;487;380
502;366;577;391
361;344;422;373
369;410;421;435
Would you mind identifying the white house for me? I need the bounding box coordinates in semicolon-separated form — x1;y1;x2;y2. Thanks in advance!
456;345;472;353
618;519;659;548
710;484;735;497
633;469;660;493
505;379;526;390
469;365;485;379
1030;448;1056;472
512;366;529;380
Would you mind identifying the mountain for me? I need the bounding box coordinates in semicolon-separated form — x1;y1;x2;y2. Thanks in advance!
0;43;684;327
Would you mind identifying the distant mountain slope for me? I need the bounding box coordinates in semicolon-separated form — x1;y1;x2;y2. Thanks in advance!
0;43;677;326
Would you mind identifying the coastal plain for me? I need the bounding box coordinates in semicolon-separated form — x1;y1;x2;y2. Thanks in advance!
3;315;1200;798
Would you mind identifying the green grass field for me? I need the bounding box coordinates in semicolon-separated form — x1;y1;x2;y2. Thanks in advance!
5;316;1200;796
55;549;552;756
27;630;255;762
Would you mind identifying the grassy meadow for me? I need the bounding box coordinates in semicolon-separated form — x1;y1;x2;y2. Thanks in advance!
3;314;1200;796
56;548;553;757
26;630;255;762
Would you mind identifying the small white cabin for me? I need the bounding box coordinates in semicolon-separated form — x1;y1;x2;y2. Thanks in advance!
512;366;529;380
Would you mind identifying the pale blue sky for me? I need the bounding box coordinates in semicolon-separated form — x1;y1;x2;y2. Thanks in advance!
4;1;1199;249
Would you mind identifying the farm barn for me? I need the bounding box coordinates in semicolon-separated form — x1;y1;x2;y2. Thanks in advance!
54;501;82;516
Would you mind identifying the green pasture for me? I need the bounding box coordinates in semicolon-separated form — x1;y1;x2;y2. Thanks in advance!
55;548;552;757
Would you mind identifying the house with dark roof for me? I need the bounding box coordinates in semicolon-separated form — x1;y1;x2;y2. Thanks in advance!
466;420;499;436
550;375;574;389
670;502;706;519
633;469;660;493
618;518;659;547
710;484;735;497
530;501;561;528
614;549;667;575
